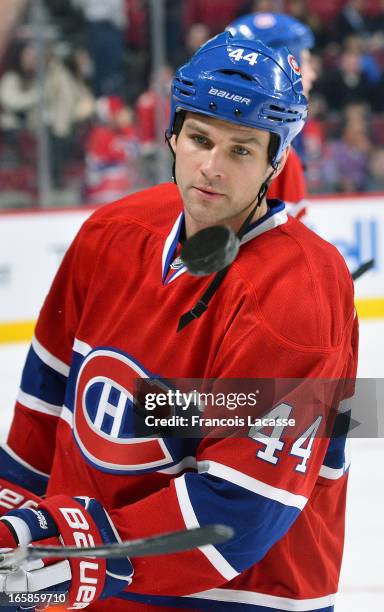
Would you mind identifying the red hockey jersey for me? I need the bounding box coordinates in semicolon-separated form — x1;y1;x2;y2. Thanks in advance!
2;183;357;612
85;125;143;205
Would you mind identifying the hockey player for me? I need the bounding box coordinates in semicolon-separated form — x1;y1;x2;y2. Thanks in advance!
84;96;144;205
0;32;357;612
227;12;317;218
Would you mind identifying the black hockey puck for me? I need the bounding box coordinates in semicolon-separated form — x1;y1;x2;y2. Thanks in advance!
181;225;240;276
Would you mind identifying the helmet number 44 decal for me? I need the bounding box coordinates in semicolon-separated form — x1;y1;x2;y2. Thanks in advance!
228;48;258;66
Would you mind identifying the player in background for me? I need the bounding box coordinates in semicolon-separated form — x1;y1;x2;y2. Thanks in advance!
84;95;145;205
227;12;317;219
0;32;357;612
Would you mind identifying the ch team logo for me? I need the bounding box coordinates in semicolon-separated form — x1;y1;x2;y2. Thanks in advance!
253;14;277;29
288;54;301;76
73;348;173;474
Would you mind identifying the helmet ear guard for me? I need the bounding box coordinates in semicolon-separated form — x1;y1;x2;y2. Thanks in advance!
268;133;280;169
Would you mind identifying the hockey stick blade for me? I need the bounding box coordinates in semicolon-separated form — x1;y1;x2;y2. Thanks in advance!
0;524;233;572
351;258;374;281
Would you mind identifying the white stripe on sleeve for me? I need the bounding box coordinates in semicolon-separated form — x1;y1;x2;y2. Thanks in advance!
174;475;239;582
1;443;49;478
187;587;336;611
32;336;70;377
198;460;308;511
319;439;351;480
17;390;62;417
73;338;93;357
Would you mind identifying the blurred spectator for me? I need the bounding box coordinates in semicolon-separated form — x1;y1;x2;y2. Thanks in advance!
0;42;38;161
368;0;384;37
306;0;345;25
84;96;144;205
286;0;336;49
343;34;382;85
44;0;85;41
183;0;241;36
334;0;371;43
294;44;319;162
135;66;173;184
371;70;384;112
185;23;210;56
123;1;150;103
173;22;211;68
367;146;384;191
44;46;95;187
71;0;127;96
324;114;372;192
238;1;282;15
165;0;185;62
125;0;148;50
302;94;329;193
315;46;374;111
286;0;308;22
135;66;173;150
343;100;372;123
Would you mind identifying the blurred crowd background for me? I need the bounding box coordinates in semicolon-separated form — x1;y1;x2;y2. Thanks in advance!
1;0;384;208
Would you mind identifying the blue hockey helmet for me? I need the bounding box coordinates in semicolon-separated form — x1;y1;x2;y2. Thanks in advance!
167;31;308;165
227;13;315;64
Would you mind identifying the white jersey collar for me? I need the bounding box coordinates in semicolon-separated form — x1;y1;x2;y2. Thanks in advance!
162;200;288;285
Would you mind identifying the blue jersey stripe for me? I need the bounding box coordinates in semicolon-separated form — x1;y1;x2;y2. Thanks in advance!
118;592;334;612
323;436;348;470
322;410;351;470
64;349;85;413
20;346;67;408
0;446;48;496
184;471;300;572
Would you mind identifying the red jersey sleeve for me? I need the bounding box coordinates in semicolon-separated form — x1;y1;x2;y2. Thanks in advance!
3;219;107;494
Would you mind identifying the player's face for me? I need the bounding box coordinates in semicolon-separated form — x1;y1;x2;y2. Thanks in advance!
172;113;282;238
300;49;316;96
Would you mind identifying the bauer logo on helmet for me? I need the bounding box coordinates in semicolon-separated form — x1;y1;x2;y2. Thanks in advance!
208;87;251;105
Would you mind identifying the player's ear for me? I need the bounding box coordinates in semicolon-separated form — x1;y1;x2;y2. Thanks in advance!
170;134;177;153
272;146;290;178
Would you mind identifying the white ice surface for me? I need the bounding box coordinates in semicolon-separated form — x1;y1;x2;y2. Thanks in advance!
0;321;383;610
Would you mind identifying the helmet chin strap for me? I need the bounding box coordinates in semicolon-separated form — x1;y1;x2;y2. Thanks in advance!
177;164;278;332
236;165;277;240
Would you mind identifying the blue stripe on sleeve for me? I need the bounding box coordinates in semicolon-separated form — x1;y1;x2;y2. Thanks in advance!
184;472;300;573
64;350;85;413
0;446;48;496
322;436;347;470
20;346;67;407
118;592;334;612
323;411;350;469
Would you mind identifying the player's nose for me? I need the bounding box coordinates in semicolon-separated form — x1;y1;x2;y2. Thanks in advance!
199;147;225;181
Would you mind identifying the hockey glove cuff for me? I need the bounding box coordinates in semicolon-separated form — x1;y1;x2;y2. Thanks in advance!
0;495;133;609
0;478;41;516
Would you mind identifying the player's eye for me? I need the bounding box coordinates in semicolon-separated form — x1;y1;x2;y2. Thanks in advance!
192;134;209;146
233;145;250;156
